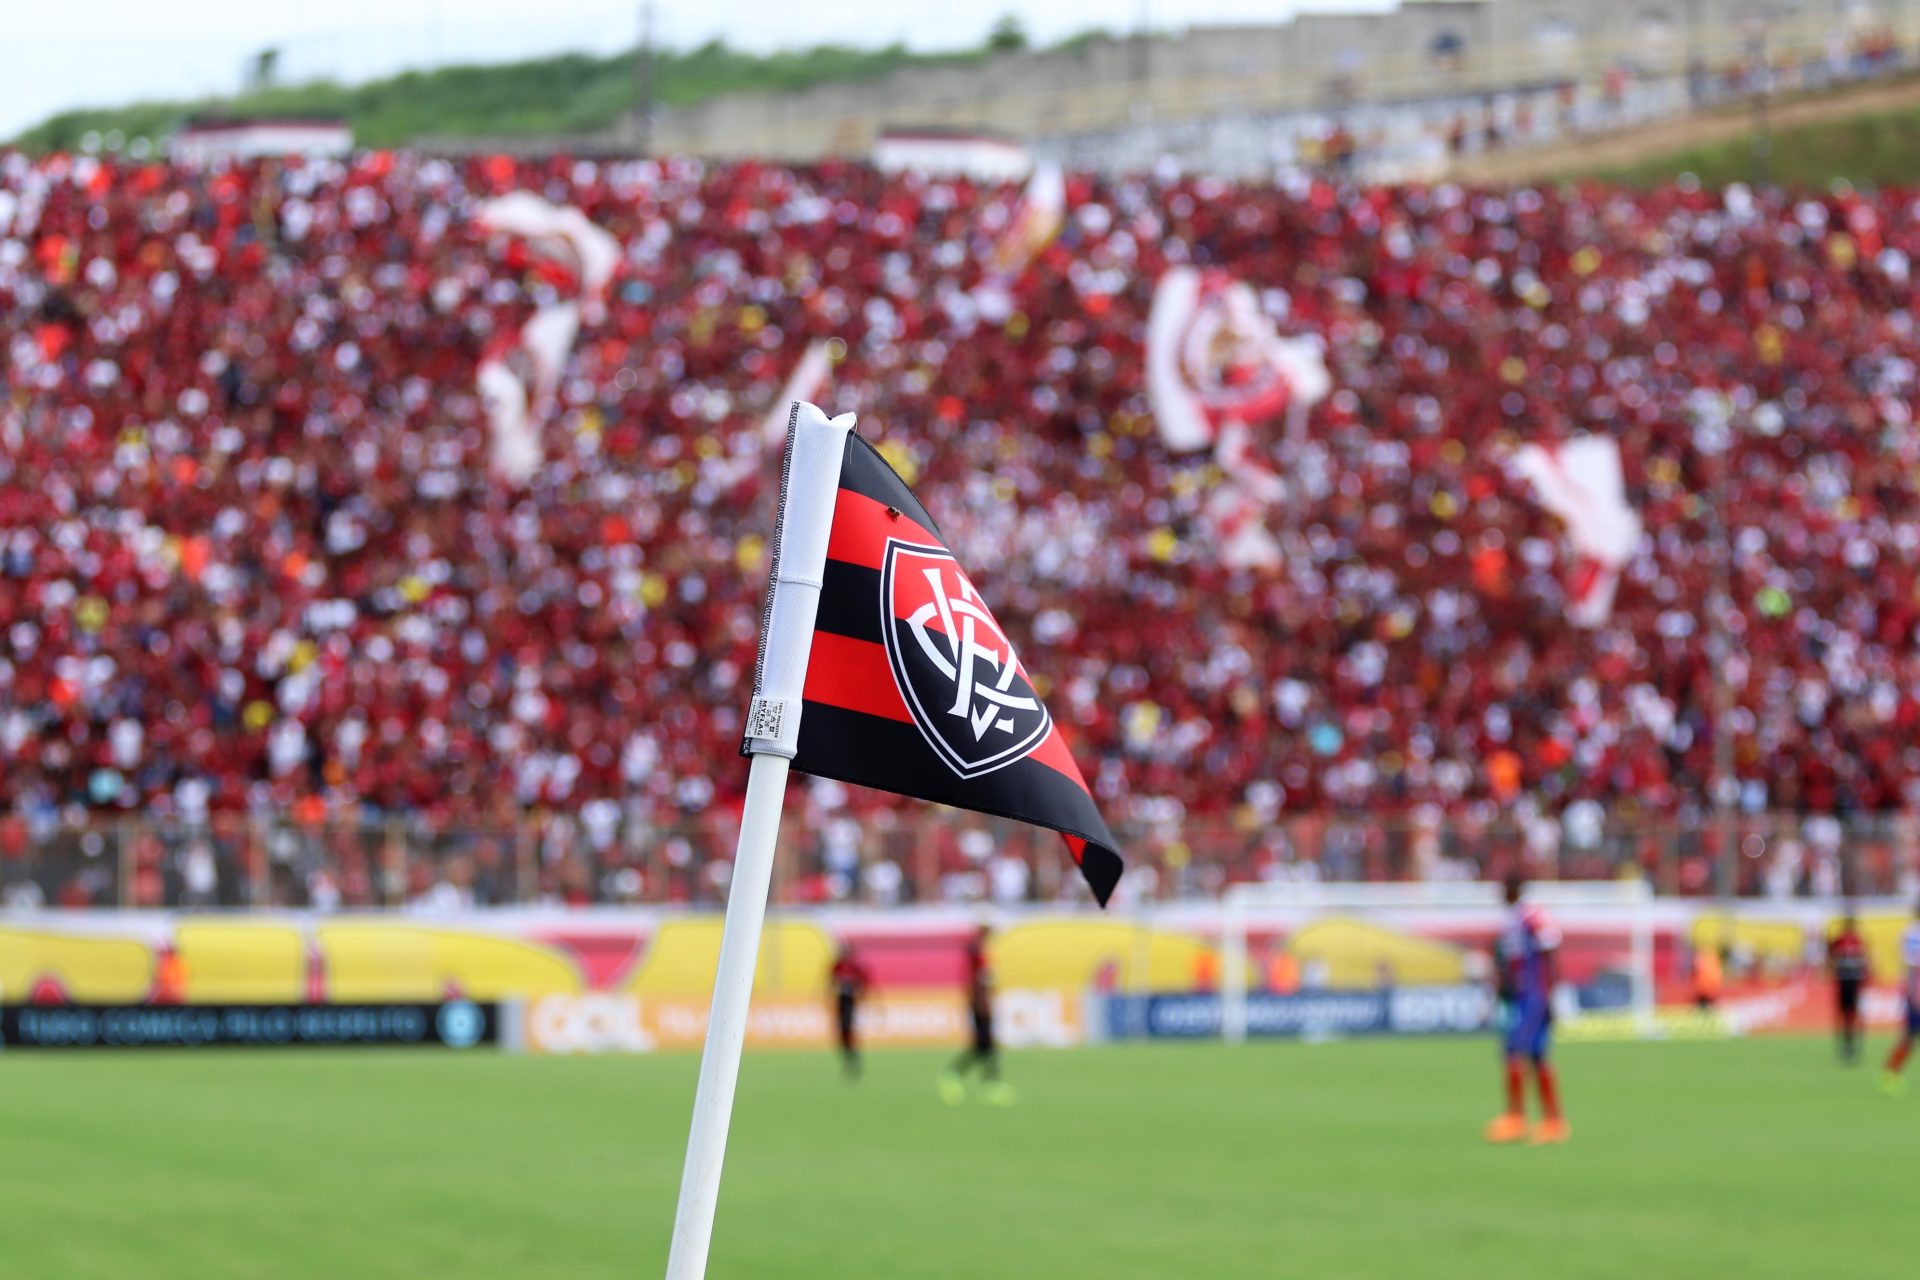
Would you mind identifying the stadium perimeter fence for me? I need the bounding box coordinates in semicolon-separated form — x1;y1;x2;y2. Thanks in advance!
4;808;1914;911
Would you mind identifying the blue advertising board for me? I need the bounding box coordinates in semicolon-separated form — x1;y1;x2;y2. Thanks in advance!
0;1002;496;1051
1098;985;1493;1041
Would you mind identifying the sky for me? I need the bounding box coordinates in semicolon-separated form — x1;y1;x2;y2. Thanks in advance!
0;0;1392;140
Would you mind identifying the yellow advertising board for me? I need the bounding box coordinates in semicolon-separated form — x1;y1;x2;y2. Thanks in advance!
511;989;1083;1054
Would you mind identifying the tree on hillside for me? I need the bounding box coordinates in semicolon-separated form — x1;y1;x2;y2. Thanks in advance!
988;15;1029;53
248;48;281;92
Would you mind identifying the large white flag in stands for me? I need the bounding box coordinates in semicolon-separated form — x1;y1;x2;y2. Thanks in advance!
709;341;836;491
1206;420;1286;570
474;192;622;303
475;359;538;483
980;163;1066;289
1512;436;1642;627
472;195;621;483
1145;267;1332;568
518;302;582;411
761;340;832;450
1147;267;1330;450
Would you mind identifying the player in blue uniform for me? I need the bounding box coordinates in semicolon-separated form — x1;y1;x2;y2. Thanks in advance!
1880;901;1920;1097
1486;875;1569;1143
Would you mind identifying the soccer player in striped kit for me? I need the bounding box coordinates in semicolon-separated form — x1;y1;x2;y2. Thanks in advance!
1827;912;1870;1064
828;943;872;1080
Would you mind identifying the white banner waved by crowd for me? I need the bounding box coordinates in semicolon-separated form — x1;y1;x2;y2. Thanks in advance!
1510;435;1643;627
1146;266;1332;568
472;193;622;484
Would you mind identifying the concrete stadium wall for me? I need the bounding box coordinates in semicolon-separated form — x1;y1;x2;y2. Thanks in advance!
638;0;1904;163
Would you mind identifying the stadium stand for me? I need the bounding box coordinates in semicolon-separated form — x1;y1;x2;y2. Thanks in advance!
4;149;1920;906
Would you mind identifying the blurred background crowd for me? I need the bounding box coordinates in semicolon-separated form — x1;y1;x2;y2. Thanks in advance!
6;149;1920;906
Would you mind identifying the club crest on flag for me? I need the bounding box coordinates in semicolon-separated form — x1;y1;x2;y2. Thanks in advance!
879;539;1052;778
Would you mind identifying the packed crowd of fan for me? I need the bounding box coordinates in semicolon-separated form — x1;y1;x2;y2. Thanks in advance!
4;148;1920;903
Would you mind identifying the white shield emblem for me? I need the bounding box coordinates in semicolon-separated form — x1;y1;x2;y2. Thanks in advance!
879;539;1052;778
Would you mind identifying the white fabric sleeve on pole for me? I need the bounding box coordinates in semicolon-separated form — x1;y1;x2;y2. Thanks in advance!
742;400;856;760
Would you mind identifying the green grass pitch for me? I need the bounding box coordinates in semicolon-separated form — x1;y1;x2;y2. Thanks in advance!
0;1036;1907;1278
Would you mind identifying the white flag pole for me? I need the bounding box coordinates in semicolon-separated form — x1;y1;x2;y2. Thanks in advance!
664;401;854;1280
662;751;791;1280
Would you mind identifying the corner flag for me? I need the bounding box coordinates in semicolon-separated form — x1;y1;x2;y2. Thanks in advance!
742;405;1123;904
666;400;1122;1280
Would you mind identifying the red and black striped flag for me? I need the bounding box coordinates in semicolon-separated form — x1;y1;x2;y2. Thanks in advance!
742;403;1122;905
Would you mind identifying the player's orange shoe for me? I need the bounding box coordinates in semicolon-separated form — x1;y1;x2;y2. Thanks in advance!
1483;1114;1528;1144
1529;1118;1571;1145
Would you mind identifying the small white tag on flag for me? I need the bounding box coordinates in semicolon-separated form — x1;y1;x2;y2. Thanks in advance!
744;696;798;757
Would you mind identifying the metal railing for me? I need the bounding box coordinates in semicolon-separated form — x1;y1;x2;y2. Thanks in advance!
3;808;1913;911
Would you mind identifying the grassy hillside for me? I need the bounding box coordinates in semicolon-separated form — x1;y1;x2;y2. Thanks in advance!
1444;73;1920;190
1598;98;1920;188
11;39;1000;153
